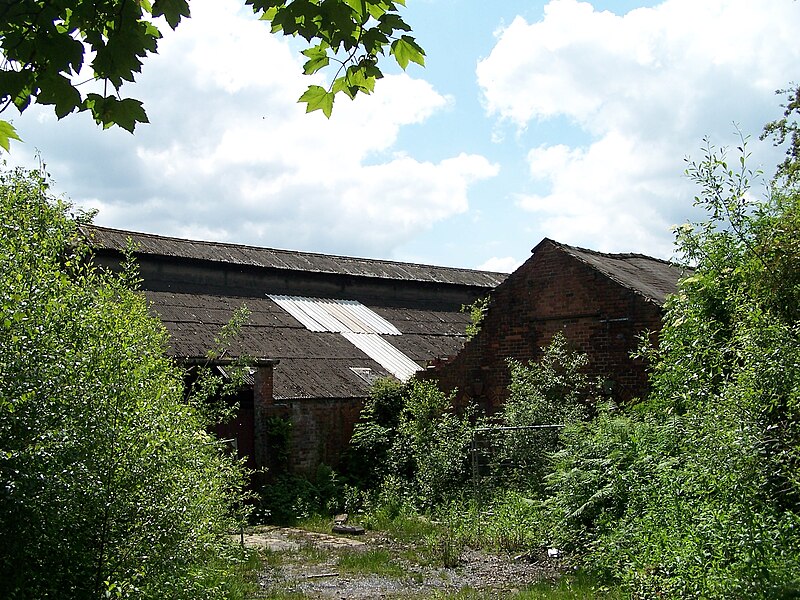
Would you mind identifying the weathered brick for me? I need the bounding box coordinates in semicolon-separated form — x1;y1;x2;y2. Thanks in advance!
418;240;681;413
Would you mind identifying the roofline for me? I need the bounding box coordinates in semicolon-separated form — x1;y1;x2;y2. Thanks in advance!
82;224;507;288
532;237;678;267
178;357;280;366
532;237;687;306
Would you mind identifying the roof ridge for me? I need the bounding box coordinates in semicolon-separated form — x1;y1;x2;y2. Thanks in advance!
532;237;687;307
82;224;507;277
548;238;679;266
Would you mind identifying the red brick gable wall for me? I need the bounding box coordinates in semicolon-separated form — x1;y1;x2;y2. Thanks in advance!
419;241;663;413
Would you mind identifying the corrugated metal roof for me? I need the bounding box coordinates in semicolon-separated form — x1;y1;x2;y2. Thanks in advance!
83;225;507;288
145;291;464;397
269;295;401;335
341;332;422;381
270;295;420;380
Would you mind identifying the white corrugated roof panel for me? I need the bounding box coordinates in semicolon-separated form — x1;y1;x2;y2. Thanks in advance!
269;295;327;331
341;332;421;381
321;299;371;333
296;297;345;332
268;295;400;335
348;302;402;335
269;295;417;382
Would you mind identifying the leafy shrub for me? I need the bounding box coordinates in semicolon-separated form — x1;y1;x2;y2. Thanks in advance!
498;334;596;493
345;378;480;511
345;377;405;488
0;169;249;599
394;380;479;509
505;333;594;429
255;464;344;524
544;140;800;597
461;295;490;340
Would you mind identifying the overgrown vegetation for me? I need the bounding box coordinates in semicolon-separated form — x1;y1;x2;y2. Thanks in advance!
461;296;490;340
346;378;480;512
542;138;800;597
280;128;800;598
0;168;253;599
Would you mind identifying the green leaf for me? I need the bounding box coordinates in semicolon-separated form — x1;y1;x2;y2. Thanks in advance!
36;73;82;118
342;0;367;21
298;85;334;118
259;6;279;21
343;65;376;97
367;1;389;20
0;70;34;111
390;35;425;70
301;44;330;75
361;27;389;57
83;94;149;132
152;0;191;29
0;121;22;152
92;18;159;86
378;13;411;35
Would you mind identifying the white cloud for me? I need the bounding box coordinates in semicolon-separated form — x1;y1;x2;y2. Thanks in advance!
476;256;521;273
9;0;493;259
477;0;798;257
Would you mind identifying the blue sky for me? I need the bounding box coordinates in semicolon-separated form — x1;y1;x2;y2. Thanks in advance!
7;0;800;271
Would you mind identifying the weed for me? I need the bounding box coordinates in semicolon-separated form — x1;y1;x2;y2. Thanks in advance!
423;531;464;568
296;513;335;534
441;492;546;554
336;549;407;578
291;543;330;565
259;548;285;568
362;505;443;542
426;588;495;599
514;571;623;599
210;548;263;599
255;590;310;599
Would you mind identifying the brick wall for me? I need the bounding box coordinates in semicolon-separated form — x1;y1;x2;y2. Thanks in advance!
247;361;364;476
420;240;664;413
283;397;364;475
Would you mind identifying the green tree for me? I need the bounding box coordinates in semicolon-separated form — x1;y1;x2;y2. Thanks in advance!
0;0;423;148
545;140;800;597
762;84;800;186
499;333;594;493
345;378;479;510
0;168;251;599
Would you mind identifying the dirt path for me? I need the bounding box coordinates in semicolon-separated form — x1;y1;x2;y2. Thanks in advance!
245;526;566;599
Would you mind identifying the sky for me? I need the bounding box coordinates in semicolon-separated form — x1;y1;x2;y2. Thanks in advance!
6;0;800;272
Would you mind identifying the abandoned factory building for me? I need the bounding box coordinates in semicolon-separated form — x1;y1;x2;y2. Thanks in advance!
83;225;505;474
85;227;686;474
422;238;687;413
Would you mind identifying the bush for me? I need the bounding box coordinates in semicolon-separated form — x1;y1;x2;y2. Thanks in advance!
0;169;249;599
255;465;344;524
544;140;800;597
498;334;595;494
344;378;480;511
345;377;405;489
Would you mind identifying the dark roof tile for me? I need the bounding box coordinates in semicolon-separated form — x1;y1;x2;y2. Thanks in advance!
144;291;468;398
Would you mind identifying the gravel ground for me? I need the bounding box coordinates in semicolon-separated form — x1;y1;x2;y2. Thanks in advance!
245;526;567;599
